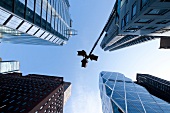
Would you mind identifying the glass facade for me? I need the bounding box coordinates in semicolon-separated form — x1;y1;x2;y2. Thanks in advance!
0;0;72;46
99;71;170;113
0;61;20;73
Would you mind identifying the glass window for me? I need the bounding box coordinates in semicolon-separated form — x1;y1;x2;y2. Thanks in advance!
0;9;11;25
106;85;112;97
135;19;153;23
47;4;51;32
35;29;45;37
26;0;34;22
146;9;169;15
40;32;49;39
35;0;41;27
0;0;13;12
18;21;32;32
103;73;111;79
121;0;128;7
121;19;124;29
45;34;53;40
6;16;23;29
132;2;137;18
27;26;39;35
14;0;25;18
50;36;56;42
42;0;47;29
141;0;149;9
106;81;115;89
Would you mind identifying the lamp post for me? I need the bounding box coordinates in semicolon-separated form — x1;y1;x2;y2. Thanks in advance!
77;26;106;68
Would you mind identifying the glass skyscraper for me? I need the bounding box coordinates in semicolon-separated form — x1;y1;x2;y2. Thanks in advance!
99;71;170;113
100;0;170;51
0;0;73;46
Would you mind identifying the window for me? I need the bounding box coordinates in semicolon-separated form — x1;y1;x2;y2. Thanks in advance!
141;0;149;9
135;19;153;23
1;0;13;11
14;0;25;18
156;20;170;24
121;0;128;7
26;0;35;22
132;2;137;18
145;9;169;15
121;12;129;29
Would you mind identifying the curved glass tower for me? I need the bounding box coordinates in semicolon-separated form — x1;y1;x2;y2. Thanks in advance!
99;71;170;113
0;0;73;46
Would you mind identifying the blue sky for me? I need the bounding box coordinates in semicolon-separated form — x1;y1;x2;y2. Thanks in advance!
1;0;170;113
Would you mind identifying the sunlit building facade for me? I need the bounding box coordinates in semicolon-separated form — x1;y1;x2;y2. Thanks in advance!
100;0;170;51
0;60;20;73
99;71;170;113
136;73;170;103
0;0;73;46
63;82;72;105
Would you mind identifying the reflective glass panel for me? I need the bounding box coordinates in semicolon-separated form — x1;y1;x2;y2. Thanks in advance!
0;9;11;25
18;22;32;32
26;0;34;22
40;32;49;39
35;29;45;37
6;16;23;29
27;26;39;35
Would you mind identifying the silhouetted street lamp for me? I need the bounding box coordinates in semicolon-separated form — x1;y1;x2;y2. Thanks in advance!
77;4;118;68
77;23;107;67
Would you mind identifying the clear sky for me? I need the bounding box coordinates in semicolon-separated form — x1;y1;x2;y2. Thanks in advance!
1;0;170;113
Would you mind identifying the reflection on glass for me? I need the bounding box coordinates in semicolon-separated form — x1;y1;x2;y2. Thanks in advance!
26;0;34;22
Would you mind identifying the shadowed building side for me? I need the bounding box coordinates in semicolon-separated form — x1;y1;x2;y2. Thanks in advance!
136;73;170;103
100;0;170;52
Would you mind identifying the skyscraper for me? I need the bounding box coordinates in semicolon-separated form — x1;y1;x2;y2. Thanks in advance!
0;60;20;73
100;0;170;51
0;73;71;113
136;73;170;103
99;71;170;113
0;0;74;46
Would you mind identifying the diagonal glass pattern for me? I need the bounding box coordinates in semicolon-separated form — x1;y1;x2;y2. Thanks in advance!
0;9;11;25
99;71;170;113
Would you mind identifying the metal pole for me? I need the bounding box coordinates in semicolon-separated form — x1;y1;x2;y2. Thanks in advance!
89;29;105;56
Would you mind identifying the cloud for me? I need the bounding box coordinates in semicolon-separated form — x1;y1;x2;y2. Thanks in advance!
65;76;103;113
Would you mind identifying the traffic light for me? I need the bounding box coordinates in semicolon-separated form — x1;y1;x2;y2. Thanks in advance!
77;50;87;57
89;54;98;61
81;58;88;68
